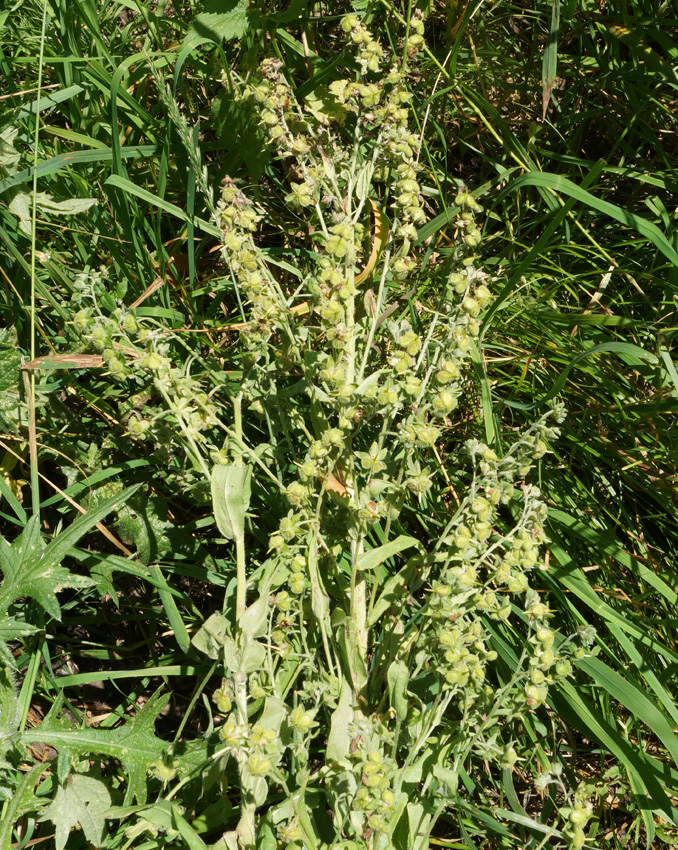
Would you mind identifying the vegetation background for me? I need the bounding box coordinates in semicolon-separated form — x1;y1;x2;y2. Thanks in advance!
1;0;678;848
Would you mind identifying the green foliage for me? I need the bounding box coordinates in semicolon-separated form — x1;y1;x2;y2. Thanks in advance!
1;0;678;848
39;774;112;850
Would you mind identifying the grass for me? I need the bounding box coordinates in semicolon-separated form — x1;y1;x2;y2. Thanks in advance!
1;0;678;848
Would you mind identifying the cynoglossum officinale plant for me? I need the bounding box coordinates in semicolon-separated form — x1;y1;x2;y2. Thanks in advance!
191;12;594;850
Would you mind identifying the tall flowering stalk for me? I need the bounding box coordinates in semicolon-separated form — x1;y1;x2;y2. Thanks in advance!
197;14;594;850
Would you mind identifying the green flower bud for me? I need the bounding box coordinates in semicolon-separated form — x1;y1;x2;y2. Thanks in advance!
152;759;177;784
247;753;272;777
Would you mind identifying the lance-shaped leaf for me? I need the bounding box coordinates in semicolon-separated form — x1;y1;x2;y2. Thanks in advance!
211;464;251;542
0;484;141;619
0;763;48;850
356;535;421;572
0;666;19;759
387;660;409;722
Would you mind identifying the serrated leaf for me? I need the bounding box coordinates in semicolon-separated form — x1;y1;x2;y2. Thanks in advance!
40;774;111;850
0;484;140;619
0;618;39;666
184;0;250;49
211;464;251;542
20;690;170;804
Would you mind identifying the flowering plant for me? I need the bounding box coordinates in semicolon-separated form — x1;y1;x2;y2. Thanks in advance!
180;13;596;850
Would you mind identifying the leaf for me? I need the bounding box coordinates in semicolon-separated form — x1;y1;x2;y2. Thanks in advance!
386;660;409;721
502;171;678;268
192;611;232;660
326;679;354;767
0;127;20;173
503;342;659;411
0;763;48;850
211;464;251;542
307;532;329;624
0;665;19;752
304;86;348;126
239;595;268;639
105;174;221;238
541;0;560;119
23;353;106;369
127;801;209;850
355;201;389;285
0;618;39;667
7;190;96;235
577;655;678;767
356;535;421;572
35;193;97;215
20;690;170;804
368;556;423;626
39;774;111;850
240;639;266;674
0;484;141;619
7;191;31;235
184;0;251;49
355;164;371;202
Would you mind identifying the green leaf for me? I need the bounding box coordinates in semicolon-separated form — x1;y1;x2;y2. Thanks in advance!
356;535;420;572
326;679;354;767
503;342;659;411
20;690;170;804
304;86;348;126
239;595;268;640
0;764;48;850
211;464;251;542
184;0;251;49
35;193;97;215
577;655;678;767
240;639;266;674
307;531;329;624
0;484;141;619
39;774;111;850
192;611;232;660
0;665;19;753
369;556;423;626
104;174;221;238
502;171;678;268
0;127;21;172
8;190;97;235
386;660;409;721
0;618;39;667
541;0;560;119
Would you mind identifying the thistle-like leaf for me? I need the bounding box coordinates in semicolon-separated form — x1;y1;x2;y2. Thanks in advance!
0;484;141;619
20;689;170;804
39;774;111;850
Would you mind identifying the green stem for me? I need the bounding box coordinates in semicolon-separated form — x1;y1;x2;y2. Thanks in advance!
233;392;247;622
28;0;49;520
350;532;368;668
